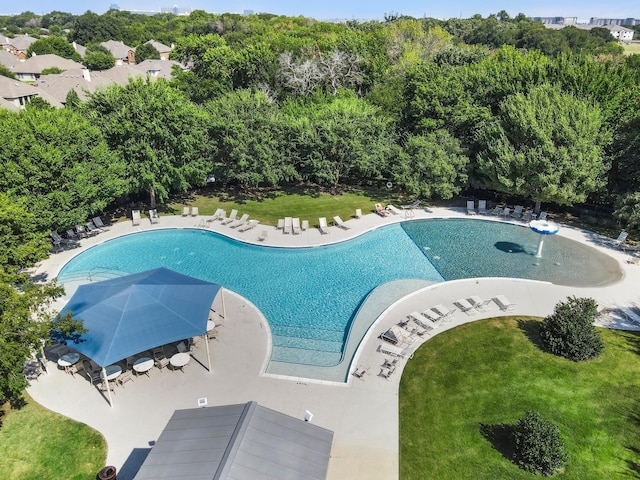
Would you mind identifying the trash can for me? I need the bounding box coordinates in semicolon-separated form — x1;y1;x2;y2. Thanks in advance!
97;465;117;480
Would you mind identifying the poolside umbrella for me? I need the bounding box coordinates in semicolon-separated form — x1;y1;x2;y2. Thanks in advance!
57;267;222;406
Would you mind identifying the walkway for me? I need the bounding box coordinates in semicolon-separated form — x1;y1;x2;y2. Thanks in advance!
27;206;640;480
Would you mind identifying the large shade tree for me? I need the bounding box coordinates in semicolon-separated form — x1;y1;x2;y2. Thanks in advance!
475;83;610;212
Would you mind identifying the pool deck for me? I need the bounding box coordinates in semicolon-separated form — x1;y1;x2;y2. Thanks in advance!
27;206;640;480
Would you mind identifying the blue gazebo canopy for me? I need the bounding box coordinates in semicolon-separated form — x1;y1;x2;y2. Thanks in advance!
57;267;221;367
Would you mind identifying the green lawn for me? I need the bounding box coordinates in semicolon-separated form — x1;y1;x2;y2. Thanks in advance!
400;318;640;479
623;42;640;55
0;393;106;480
166;188;420;227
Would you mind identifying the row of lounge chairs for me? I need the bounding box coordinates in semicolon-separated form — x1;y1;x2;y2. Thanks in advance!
200;209;260;232
466;200;547;222
277;217;307;235
50;217;108;250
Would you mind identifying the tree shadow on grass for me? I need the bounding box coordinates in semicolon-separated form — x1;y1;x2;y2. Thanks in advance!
624;445;640;478
623;330;640;357
517;319;546;353
480;422;515;462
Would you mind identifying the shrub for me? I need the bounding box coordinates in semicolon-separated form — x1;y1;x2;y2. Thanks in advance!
539;296;604;361
513;411;567;476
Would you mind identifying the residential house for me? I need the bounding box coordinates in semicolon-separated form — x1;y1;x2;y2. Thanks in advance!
0;75;39;109
71;41;87;58
101;40;135;65
14;54;83;82
604;25;635;43
132;59;181;79
4;34;37;59
144;39;172;60
0;49;23;72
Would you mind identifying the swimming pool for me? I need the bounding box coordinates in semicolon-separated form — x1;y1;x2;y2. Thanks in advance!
57;219;620;380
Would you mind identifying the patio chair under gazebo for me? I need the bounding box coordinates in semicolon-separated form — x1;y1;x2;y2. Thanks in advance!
56;267;225;406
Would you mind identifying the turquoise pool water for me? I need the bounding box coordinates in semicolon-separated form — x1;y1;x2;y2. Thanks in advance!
57;219;620;378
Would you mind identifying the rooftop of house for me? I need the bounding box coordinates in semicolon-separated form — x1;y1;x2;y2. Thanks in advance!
101;40;135;58
14;54;83;74
146;39;172;52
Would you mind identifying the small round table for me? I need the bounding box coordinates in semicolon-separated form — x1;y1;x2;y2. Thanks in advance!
100;364;122;381
57;352;80;368
170;352;190;372
133;357;153;376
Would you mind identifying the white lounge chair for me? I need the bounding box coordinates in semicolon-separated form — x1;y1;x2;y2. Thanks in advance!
283;217;292;234
318;217;330;234
292;218;301;235
466;200;477;215
408;312;437;331
468;295;492;312
377;343;408;358
380;325;406;345
301;220;309;231
355;208;362;219
149;209;159;224
605;231;628;248
181;207;189;216
191;207;199;217
216;210;227;222
386;204;402;215
257;230;268;242
421;309;441;322
229;213;249;229
333;215;350;230
238;219;259;232
276;218;284;230
477;200;488;215
402;199;420;210
454;298;477;315
131;210;141;226
510;205;523;219
432;304;457;321
221;209;238;225
494;295;516;312
208;208;224;222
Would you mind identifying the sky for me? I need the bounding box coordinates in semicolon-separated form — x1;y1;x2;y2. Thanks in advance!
10;1;640;21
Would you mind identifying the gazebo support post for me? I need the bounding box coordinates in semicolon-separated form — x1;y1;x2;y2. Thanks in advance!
102;367;114;407
204;334;212;372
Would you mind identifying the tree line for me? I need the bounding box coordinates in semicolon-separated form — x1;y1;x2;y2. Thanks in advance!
1;11;640;405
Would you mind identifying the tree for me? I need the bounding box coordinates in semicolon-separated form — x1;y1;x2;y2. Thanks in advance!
83;78;211;206
393;130;468;199
614;192;640;232
135;42;160;63
0;64;16;79
27;36;81;61
83;50;115;70
513;411;568;476
539;296;604;361
475;83;610;212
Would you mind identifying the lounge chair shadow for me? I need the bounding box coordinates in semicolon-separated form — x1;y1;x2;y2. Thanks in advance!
479;422;515;462
517;319;546;352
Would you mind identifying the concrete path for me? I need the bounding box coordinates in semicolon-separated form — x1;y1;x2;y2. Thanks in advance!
27;205;640;479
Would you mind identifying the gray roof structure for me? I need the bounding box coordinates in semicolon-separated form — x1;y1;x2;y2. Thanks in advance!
132;59;181;79
101;40;135;59
134;401;334;480
0;49;22;69
146;39;172;53
0;75;38;99
8;34;37;52
14;54;83;74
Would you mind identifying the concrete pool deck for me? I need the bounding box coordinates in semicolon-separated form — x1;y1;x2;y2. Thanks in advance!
27;206;640;479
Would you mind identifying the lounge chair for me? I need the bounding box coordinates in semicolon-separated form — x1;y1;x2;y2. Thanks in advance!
221;209;238;225
215;209;227;222
421;309;441;322
191;207;199;217
333;215;350;230
489;206;503;216
454;298;477;315
402;199;421;210
292;218;301;235
605;231;628;248
92;217;107;230
386;204;402;215
50;231;64;251
493;295;516;312
181;207;189;216
276;218;284;230
510;205;524;219
86;222;101;235
207;208;224;223
466;200;477;215
377;343;407;358
77;224;97;237
379;367;394;380
381;325;412;346
238;219;259;232
229;213;249;229
375;203;389;217
318;217;330;234
149;209;159;224
355;208;362;219
283;217;292;234
478;200;488;215
352;367;368;379
65;229;79;241
408;312;437;331
521;210;534;222
257;230;268;242
468;295;492;312
131;210;141;226
501;207;511;218
537;211;547;221
432;304;457;321
301;220;309;231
